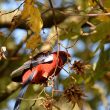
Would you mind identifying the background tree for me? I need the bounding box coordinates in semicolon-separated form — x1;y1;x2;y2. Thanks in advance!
0;0;110;110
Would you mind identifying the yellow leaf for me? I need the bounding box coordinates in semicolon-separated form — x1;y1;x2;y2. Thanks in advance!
28;6;43;33
96;8;110;22
88;0;96;7
21;0;31;19
97;15;110;22
21;0;43;33
26;34;42;49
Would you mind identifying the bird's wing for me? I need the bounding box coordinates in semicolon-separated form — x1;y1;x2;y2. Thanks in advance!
11;52;54;81
13;70;37;110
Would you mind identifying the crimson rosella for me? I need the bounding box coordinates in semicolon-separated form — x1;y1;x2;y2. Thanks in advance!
11;51;70;110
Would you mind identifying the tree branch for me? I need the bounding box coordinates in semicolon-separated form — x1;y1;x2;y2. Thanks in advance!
0;8;68;29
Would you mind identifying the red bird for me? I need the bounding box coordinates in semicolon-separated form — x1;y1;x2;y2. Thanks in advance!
11;51;70;110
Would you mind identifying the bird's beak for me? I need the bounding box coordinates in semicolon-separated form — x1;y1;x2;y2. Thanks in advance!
68;56;71;62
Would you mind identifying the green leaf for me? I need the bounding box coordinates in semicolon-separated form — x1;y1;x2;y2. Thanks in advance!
90;21;110;42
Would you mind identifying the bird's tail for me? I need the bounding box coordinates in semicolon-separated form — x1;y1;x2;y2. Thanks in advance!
13;71;36;110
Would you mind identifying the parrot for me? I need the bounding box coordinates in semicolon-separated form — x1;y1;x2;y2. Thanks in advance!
11;51;70;110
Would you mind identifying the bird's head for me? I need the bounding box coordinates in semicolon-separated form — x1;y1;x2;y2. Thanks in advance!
56;51;71;64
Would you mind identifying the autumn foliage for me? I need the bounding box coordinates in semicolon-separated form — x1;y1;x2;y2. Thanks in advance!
0;0;110;110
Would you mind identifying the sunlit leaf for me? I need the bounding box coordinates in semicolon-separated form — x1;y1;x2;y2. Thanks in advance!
26;34;42;49
91;20;110;42
28;7;43;33
94;47;110;79
97;15;110;22
103;1;110;8
21;0;43;33
88;0;96;7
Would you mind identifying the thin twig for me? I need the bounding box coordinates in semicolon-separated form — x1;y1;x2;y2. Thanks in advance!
18;97;44;101
53;105;61;110
58;10;110;17
48;0;60;98
1;2;24;46
2;30;13;46
30;100;37;110
66;39;79;49
94;0;108;13
48;0;58;33
0;2;24;16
